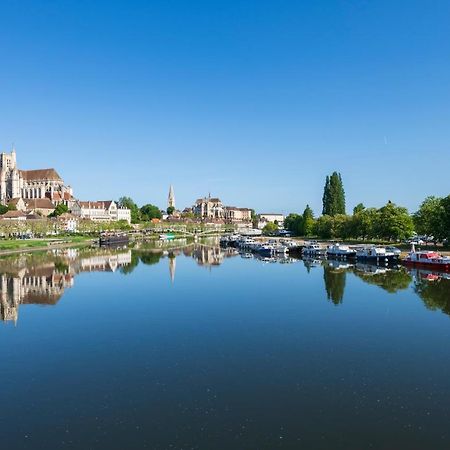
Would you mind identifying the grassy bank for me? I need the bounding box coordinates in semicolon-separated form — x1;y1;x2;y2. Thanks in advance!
0;235;95;253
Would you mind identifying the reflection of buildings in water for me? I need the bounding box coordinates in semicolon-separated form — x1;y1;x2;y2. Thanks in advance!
0;267;73;325
79;252;132;273
189;245;224;267
169;256;176;283
0;250;132;324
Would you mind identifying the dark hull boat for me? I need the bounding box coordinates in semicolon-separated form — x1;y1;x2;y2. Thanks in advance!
99;233;129;246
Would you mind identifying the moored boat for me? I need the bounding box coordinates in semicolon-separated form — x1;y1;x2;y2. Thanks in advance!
326;243;356;259
356;246;398;263
303;241;326;256
99;232;129;246
403;245;450;271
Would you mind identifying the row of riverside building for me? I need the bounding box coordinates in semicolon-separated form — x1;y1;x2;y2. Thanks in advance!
0;148;285;228
0;149;131;224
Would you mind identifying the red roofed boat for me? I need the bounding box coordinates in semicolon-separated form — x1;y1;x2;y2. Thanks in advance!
403;244;450;272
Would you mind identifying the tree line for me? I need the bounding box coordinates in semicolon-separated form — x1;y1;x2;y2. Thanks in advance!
284;171;449;243
117;197;162;223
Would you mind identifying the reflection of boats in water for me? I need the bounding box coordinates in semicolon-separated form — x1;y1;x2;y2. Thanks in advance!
327;259;354;270
407;267;450;281
302;257;323;268
355;262;390;275
254;254;298;264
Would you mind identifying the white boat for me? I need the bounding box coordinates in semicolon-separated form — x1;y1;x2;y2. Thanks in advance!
303;241;326;256
356;246;398;263
326;243;356;259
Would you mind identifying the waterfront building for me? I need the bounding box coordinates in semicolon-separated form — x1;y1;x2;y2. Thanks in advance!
223;206;252;223
193;195;224;219
192;195;252;223
55;213;79;232
257;213;285;230
74;200;131;224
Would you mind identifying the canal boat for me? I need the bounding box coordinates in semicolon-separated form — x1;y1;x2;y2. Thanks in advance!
99;232;129;246
303;241;326;256
356;246;398;263
403;245;450;271
326;243;356;259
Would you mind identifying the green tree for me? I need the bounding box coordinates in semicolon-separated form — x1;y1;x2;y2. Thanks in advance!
322;172;345;216
167;206;175;215
302;204;315;236
263;222;278;235
314;215;333;239
322;175;331;215
413;196;443;243
353;203;365;215
0;204;8;215
376;201;414;241
118;196;141;223
352;207;379;240
442;195;450;242
284;213;303;236
49;203;69;217
140;204;162;221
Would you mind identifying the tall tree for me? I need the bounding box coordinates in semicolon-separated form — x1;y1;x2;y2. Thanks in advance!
322;172;345;216
322;176;330;215
441;195;450;243
302;204;315;236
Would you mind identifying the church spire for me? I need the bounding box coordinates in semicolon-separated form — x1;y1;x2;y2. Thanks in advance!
168;185;175;209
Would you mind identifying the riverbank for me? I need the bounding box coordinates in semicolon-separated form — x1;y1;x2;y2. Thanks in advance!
0;236;96;256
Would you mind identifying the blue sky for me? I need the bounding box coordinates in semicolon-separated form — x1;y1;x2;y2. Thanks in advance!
1;0;449;215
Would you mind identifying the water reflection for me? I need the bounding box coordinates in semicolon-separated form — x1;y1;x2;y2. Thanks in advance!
323;262;347;305
1;242;450;324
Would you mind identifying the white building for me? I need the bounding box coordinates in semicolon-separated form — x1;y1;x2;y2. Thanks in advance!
258;213;285;229
74;201;131;224
192;195;252;222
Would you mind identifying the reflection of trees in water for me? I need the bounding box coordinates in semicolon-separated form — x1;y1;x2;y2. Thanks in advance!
414;275;450;316
323;265;346;305
139;252;163;266
352;267;412;293
119;252;140;275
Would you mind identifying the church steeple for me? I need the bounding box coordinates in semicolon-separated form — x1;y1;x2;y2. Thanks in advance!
168;185;175;209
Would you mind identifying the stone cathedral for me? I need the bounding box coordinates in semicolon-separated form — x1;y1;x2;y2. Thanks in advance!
0;149;73;204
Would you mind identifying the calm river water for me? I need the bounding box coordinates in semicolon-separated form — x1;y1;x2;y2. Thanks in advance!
1;239;450;449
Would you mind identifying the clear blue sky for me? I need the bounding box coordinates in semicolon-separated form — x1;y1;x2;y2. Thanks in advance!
1;0;449;215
